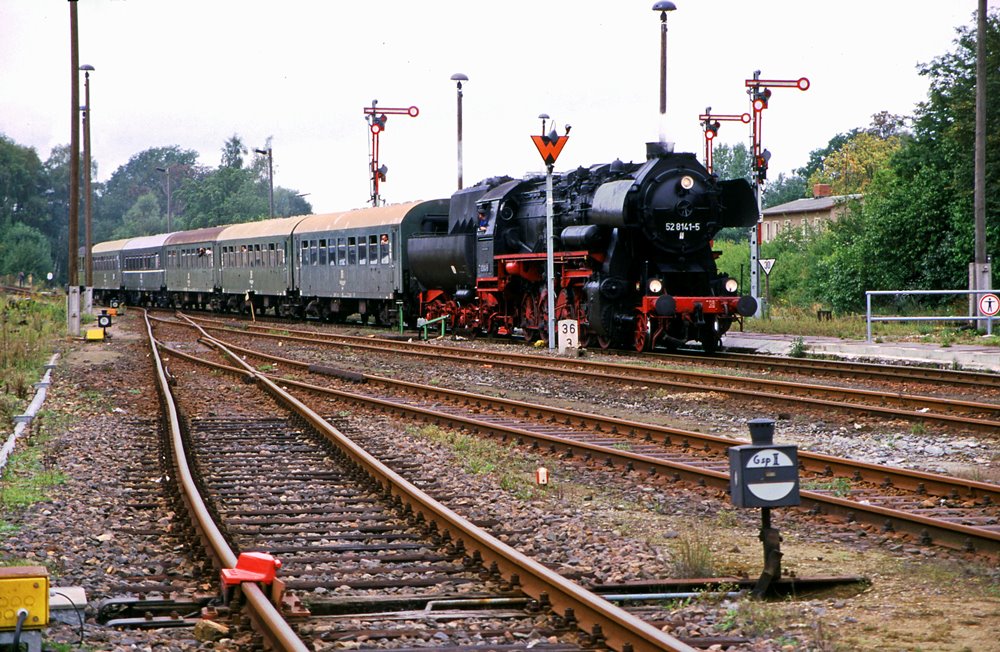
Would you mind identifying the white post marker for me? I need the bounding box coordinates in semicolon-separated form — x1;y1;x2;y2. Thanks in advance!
535;466;549;486
557;319;579;354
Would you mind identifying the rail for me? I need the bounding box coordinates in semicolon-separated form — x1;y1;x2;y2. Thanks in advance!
865;289;996;342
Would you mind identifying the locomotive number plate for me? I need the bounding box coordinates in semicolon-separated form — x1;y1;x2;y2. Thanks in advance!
664;222;701;232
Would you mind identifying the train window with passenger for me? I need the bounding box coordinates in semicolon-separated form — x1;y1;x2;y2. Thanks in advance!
337;238;347;265
379;233;390;263
348;237;357;265
327;241;336;265
319;239;328;266
358;237;367;265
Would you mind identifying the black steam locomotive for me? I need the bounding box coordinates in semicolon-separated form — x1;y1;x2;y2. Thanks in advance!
408;142;759;352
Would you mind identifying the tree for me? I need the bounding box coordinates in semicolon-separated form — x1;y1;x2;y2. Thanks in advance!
0;135;48;231
710;142;752;184
96;146;200;241
221;134;247;169
807;131;903;196
813;11;1000;311
0;222;52;280
113;192;164;238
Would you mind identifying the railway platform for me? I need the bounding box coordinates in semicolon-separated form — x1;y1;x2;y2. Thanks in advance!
723;331;1000;373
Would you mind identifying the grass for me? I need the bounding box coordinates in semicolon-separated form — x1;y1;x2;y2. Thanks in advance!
0;294;65;424
802;476;852;497
411;424;543;500
670;527;716;578
0;430;67;509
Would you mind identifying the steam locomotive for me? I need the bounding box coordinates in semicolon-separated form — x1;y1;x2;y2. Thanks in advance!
409;141;758;352
91;142;757;352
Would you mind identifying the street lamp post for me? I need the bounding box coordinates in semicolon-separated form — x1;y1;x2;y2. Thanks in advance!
652;1;677;140
450;73;468;190
155;166;172;231
80;64;95;314
255;147;274;218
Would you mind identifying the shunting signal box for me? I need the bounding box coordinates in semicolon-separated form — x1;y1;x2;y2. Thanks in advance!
0;566;49;629
729;418;800;508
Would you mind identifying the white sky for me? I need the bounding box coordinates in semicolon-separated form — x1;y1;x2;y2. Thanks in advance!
2;0;994;214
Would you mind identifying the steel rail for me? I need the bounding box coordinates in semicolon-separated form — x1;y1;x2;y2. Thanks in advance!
175;316;1000;432
637;350;1000;389
157;329;1000;560
169;314;697;652
141;310;309;652
195;332;1000;505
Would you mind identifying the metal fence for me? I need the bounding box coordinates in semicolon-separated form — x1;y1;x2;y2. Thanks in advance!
865;289;996;342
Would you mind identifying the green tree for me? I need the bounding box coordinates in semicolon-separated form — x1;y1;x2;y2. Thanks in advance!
0;222;53;280
0;135;48;231
113;192;164;238
96;146;200;241
816;11;1000;312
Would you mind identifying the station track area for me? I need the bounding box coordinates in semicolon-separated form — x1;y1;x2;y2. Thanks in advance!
159;314;1000;559
3;309;999;651
176;313;1000;435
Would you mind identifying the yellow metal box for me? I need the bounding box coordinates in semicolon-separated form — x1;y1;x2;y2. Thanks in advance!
85;328;105;341
0;566;49;629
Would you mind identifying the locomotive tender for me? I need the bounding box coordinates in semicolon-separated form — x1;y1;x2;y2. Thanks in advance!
92;142;756;351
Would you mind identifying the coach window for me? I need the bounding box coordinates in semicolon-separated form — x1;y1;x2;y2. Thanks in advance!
327;240;336;265
267;243;276;267
368;235;378;264
348;237;357;265
319;239;328;266
337;238;347;265
358;236;368;265
379;233;390;263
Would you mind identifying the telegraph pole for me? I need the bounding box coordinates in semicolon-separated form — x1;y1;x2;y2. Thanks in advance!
67;0;81;336
973;0;991;326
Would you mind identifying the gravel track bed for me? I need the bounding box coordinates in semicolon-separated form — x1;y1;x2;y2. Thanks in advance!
2;314;998;651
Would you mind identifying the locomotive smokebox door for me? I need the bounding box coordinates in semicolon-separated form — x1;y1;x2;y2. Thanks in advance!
729;418;800;508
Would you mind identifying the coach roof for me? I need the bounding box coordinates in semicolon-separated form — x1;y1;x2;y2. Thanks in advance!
294;201;431;235
216;215;310;242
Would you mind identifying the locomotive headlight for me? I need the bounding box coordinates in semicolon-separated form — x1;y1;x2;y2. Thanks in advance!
648;278;664;294
680;175;695;190
724;278;739;293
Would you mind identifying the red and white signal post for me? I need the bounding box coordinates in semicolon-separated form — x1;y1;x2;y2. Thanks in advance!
744;72;809;318
364;100;419;207
698;109;750;174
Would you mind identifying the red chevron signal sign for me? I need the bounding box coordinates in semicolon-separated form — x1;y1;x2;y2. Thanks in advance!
531;135;569;165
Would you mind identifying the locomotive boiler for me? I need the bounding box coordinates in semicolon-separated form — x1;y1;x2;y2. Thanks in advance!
407;142;759;352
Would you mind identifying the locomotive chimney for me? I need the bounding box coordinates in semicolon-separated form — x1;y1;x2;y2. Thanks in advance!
646;141;674;159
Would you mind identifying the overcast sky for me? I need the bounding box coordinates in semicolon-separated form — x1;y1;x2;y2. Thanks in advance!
2;1;995;214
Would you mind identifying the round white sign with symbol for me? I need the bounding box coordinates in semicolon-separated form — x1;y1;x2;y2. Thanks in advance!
745;448;795;501
978;293;1000;317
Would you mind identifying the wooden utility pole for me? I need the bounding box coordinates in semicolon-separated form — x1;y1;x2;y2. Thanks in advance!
68;0;81;336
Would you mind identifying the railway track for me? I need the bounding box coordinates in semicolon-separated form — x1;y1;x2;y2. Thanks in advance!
161;313;1000;560
625;349;1000;389
145;310;698;652
178;314;1000;434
